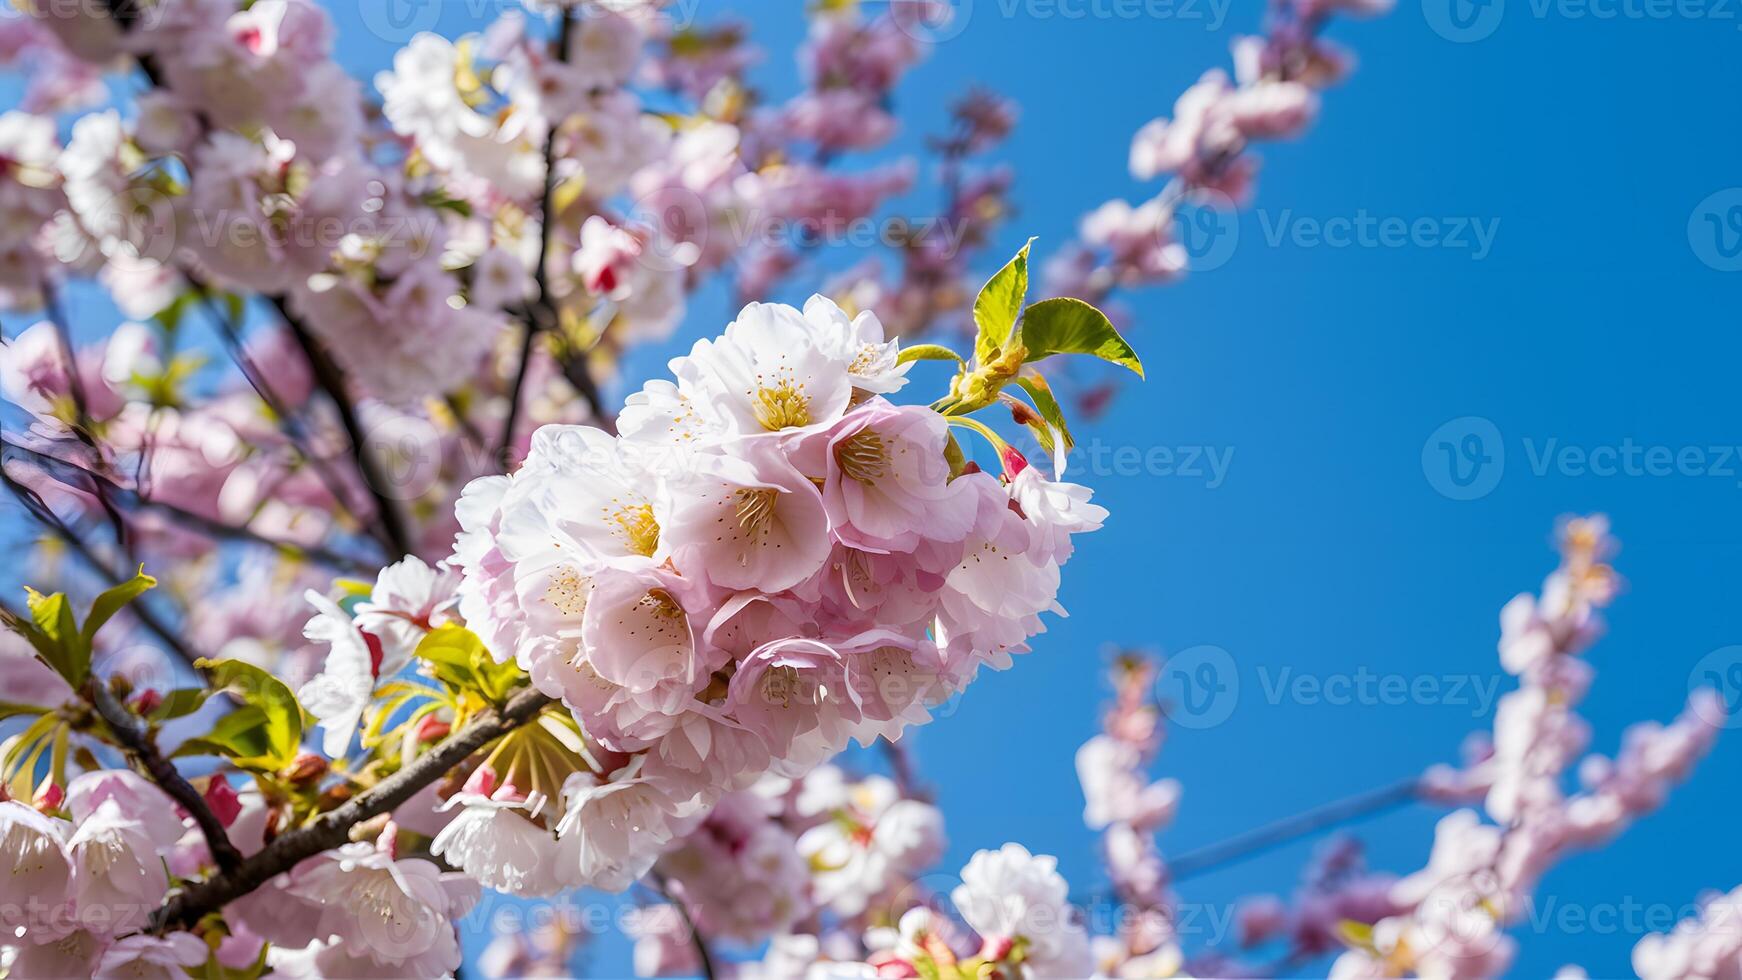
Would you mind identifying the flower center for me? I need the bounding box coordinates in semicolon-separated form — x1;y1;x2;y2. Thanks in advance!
543;568;590;617
734;487;779;536
609;502;660;557
751;379;811;430
834;430;888;486
637;588;685;620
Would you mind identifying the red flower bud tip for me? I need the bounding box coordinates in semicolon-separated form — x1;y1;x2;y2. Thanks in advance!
1008;401;1040;427
415;714;451;743
362;631;386;678
204;774;243;827
33;781;64;812
978;935;1015;962
868;953;921;979
463;764;499;799
999;444;1030;477
958;460;983;476
130;688;163;716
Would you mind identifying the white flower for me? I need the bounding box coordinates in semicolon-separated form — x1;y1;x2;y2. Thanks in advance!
93;933;206;979
296;589;377;758
288;842;478;976
68;799;170;931
803;294;911;395
797;771;945;916
952;844;1092;977
555;770;683;892
431;793;566;897
353;555;461;676
687;300;855;437
0;801;73;934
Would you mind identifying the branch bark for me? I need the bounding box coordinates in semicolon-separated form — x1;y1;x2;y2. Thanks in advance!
88;680;244;872
148;686;555;933
2;438;376;574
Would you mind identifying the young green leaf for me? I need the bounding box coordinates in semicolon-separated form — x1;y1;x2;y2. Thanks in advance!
896;344;966;366
194;659;305;768
1011;373;1074;453
1017;297;1144;377
972;238;1035;364
22;588;85;687
81;568;158;650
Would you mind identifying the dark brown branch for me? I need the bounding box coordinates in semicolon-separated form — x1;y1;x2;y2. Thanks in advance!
650;871;718;980
1168;777;1421;881
1;468;207;676
501;8;614;452
2;438;375;574
148;686;555;933
88;680;243;872
269;295;413;559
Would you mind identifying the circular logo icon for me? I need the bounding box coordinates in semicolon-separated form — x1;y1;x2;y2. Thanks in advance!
889;0;973;44
360;0;442;42
360;413;443;501
1423;0;1505;42
1175;190;1239;273
1687;188;1742;272
623;185;708;275
1422;416;1504;501
1690;645;1742;729
1155;645;1238;730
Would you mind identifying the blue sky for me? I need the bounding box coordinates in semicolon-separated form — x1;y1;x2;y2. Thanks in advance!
8;0;1739;975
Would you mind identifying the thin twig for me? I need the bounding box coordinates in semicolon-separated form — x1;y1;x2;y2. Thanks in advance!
148;686;555;933
1;468;208;675
268;295;413;559
3;438;376;574
502;9;608;455
39;282;130;547
191;285;371;534
87;680;243;871
650;870;718;980
1168;777;1421;881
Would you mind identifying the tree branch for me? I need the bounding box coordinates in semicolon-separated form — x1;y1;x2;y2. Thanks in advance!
268;295;413;559
1168;777;1421;881
2;438;376;574
650;871;718;980
148;686;555;933
87;680;243;872
1;468;208;676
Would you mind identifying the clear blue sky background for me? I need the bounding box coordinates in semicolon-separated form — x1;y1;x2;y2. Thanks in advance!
11;0;1741;975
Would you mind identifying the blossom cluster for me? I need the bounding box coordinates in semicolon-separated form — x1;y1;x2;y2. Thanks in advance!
1333;518;1724;979
435;293;1106;895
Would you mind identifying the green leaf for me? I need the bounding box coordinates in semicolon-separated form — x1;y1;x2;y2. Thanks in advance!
416;626;523;705
1017;297;1144;377
23;588;85;687
972;238;1035;364
190;659;304;768
81;568;157;650
1012;373;1074;453
896;344;966;366
146;687;213;722
0;701;49;723
172;707;277;766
